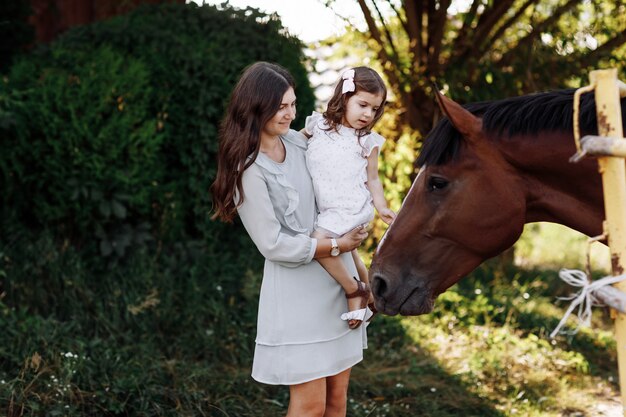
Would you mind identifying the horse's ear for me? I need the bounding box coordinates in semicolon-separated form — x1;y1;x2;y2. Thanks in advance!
434;89;482;140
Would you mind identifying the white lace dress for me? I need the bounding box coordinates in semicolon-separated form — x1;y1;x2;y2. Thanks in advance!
305;112;385;236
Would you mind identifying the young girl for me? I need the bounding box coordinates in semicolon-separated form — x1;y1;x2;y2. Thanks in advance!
305;66;396;329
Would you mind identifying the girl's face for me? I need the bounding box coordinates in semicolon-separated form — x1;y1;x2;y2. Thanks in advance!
262;87;297;138
343;91;384;130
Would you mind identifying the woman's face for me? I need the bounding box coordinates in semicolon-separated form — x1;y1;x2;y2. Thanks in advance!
263;87;297;138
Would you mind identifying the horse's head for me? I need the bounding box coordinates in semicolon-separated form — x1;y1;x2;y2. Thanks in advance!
370;92;527;315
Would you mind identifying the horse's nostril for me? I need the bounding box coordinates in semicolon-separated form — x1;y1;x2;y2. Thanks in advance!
371;274;388;299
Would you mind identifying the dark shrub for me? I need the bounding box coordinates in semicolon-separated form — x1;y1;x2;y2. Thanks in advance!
0;3;315;257
0;0;34;72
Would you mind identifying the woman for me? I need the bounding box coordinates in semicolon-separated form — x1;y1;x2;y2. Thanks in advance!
211;61;369;417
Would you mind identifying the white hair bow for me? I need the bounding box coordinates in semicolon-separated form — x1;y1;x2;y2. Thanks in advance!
341;69;356;94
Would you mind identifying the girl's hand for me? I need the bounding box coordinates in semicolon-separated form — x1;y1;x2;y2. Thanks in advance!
379;208;396;225
339;225;368;252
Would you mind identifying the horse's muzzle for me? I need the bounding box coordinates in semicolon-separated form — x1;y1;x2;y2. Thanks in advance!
370;272;435;316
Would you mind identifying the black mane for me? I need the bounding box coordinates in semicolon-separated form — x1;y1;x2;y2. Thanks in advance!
417;89;626;166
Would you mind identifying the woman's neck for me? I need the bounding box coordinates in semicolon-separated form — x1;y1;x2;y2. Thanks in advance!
259;134;286;163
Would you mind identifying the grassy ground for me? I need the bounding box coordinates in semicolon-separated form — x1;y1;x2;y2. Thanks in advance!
354;267;617;417
208;260;619;417
2;224;620;416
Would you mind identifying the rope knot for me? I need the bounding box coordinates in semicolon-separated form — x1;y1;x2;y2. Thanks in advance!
551;269;626;338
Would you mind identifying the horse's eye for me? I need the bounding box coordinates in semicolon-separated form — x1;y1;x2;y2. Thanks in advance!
428;176;449;191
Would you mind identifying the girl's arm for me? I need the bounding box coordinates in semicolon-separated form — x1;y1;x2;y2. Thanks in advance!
366;149;396;225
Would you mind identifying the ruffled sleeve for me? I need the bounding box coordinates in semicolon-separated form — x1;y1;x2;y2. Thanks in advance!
252;154;308;235
236;164;317;267
304;111;324;136
362;131;385;157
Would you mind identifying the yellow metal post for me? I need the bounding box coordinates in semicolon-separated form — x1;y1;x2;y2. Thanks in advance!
591;68;626;416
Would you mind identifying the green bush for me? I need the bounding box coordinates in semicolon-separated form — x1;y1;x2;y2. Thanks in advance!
52;2;314;242
0;2;315;257
0;0;34;72
2;46;161;256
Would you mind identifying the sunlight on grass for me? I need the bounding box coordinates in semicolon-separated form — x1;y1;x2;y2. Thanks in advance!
515;223;610;273
391;282;619;417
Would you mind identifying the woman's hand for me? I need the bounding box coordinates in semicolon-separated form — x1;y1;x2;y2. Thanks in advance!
338;225;368;252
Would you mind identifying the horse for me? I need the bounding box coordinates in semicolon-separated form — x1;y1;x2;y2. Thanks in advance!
370;88;626;316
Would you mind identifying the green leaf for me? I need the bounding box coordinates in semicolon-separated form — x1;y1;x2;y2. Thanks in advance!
100;239;113;257
111;200;126;219
99;200;111;218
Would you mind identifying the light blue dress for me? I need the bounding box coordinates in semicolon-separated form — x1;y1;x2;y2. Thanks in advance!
237;129;368;385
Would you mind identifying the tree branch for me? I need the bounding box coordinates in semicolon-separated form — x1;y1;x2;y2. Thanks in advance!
319;0;358;36
496;0;580;68
471;0;516;51
451;0;481;60
427;0;451;75
371;0;401;70
387;0;409;35
416;1;424;66
404;0;422;66
356;0;406;97
480;0;537;58
579;27;626;68
425;0;436;64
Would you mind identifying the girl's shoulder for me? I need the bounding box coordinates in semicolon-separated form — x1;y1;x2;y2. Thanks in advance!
361;130;386;157
304;111;330;136
364;130;385;143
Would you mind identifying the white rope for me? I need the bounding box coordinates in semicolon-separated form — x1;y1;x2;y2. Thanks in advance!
550;269;626;338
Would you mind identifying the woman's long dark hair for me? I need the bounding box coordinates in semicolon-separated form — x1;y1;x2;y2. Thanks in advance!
210;62;296;222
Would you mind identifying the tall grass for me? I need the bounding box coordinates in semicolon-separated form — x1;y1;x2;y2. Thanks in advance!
0;226;263;415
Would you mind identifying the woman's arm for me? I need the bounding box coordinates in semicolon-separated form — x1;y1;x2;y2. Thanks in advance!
237;165;366;266
366;149;396;225
314;226;368;258
237;165;316;266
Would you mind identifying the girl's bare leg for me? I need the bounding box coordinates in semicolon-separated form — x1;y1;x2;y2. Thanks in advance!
312;230;367;328
351;249;368;283
351;249;374;305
